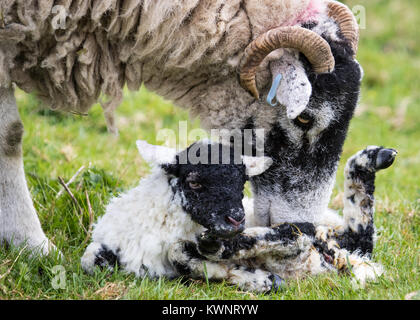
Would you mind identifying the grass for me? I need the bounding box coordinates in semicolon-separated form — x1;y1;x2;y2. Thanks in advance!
0;0;419;300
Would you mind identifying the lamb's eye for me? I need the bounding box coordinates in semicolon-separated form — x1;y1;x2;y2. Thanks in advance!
189;182;202;190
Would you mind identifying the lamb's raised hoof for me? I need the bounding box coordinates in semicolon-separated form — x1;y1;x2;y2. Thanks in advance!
340;146;397;256
375;148;398;171
350;146;397;174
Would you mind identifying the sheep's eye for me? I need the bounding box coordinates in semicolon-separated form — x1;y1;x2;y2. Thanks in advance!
294;114;314;129
189;182;202;190
297;116;311;124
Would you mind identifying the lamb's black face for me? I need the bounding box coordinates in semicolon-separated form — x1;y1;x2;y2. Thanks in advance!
162;143;248;239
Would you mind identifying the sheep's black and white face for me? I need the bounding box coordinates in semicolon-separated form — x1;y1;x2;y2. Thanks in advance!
163;143;248;239
248;28;364;224
136;140;272;239
269;36;362;151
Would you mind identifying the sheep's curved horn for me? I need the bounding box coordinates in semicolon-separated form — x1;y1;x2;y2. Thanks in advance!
239;26;334;99
327;1;359;55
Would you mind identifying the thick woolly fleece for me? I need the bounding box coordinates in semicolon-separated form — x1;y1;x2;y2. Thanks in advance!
0;0;326;132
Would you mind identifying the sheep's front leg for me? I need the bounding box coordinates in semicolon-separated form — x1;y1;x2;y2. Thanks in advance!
168;240;283;293
0;86;54;255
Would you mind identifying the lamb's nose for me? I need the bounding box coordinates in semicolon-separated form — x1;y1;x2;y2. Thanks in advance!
226;216;245;227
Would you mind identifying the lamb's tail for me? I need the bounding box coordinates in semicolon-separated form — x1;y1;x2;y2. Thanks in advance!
338;146;397;256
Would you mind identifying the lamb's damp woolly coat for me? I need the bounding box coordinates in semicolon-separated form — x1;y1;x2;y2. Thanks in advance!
82;165;204;278
81;140;274;286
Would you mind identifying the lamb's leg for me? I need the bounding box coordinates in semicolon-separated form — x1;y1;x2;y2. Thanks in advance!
198;223;315;261
306;147;396;284
337;146;397;257
198;224;381;282
168;240;284;293
81;242;120;273
0;86;54;255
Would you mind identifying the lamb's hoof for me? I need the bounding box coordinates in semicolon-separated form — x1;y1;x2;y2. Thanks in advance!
268;274;286;293
351;146;397;173
197;232;222;255
375;148;398;171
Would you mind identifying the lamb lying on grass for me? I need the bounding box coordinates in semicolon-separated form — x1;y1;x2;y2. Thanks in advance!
82;141;396;293
81;140;279;290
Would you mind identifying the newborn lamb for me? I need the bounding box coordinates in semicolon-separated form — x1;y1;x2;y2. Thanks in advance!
81;140;282;291
82;142;396;293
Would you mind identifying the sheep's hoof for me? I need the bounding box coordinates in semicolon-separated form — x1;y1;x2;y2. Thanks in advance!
268;274;286;293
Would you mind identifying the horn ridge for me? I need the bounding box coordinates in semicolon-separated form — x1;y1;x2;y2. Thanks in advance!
239;26;335;99
327;1;359;55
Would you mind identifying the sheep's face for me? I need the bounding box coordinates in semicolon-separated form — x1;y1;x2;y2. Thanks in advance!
247;30;363;224
167;161;248;239
154;141;271;239
136;140;272;238
268;38;363;151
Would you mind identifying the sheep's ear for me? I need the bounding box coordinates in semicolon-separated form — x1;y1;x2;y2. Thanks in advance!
136;140;177;165
270;54;312;119
242;155;273;177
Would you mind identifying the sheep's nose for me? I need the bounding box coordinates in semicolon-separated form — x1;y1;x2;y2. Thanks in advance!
226;216;245;227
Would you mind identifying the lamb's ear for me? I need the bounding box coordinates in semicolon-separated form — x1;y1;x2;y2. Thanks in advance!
136;140;177;165
242;155;273;177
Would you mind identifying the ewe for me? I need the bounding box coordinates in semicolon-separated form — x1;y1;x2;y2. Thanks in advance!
1;1;364;254
82;141;396;292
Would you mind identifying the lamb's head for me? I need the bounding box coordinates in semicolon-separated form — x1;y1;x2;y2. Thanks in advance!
136;140;272;239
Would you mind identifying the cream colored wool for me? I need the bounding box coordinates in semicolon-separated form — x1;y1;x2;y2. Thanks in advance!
0;0;316;133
